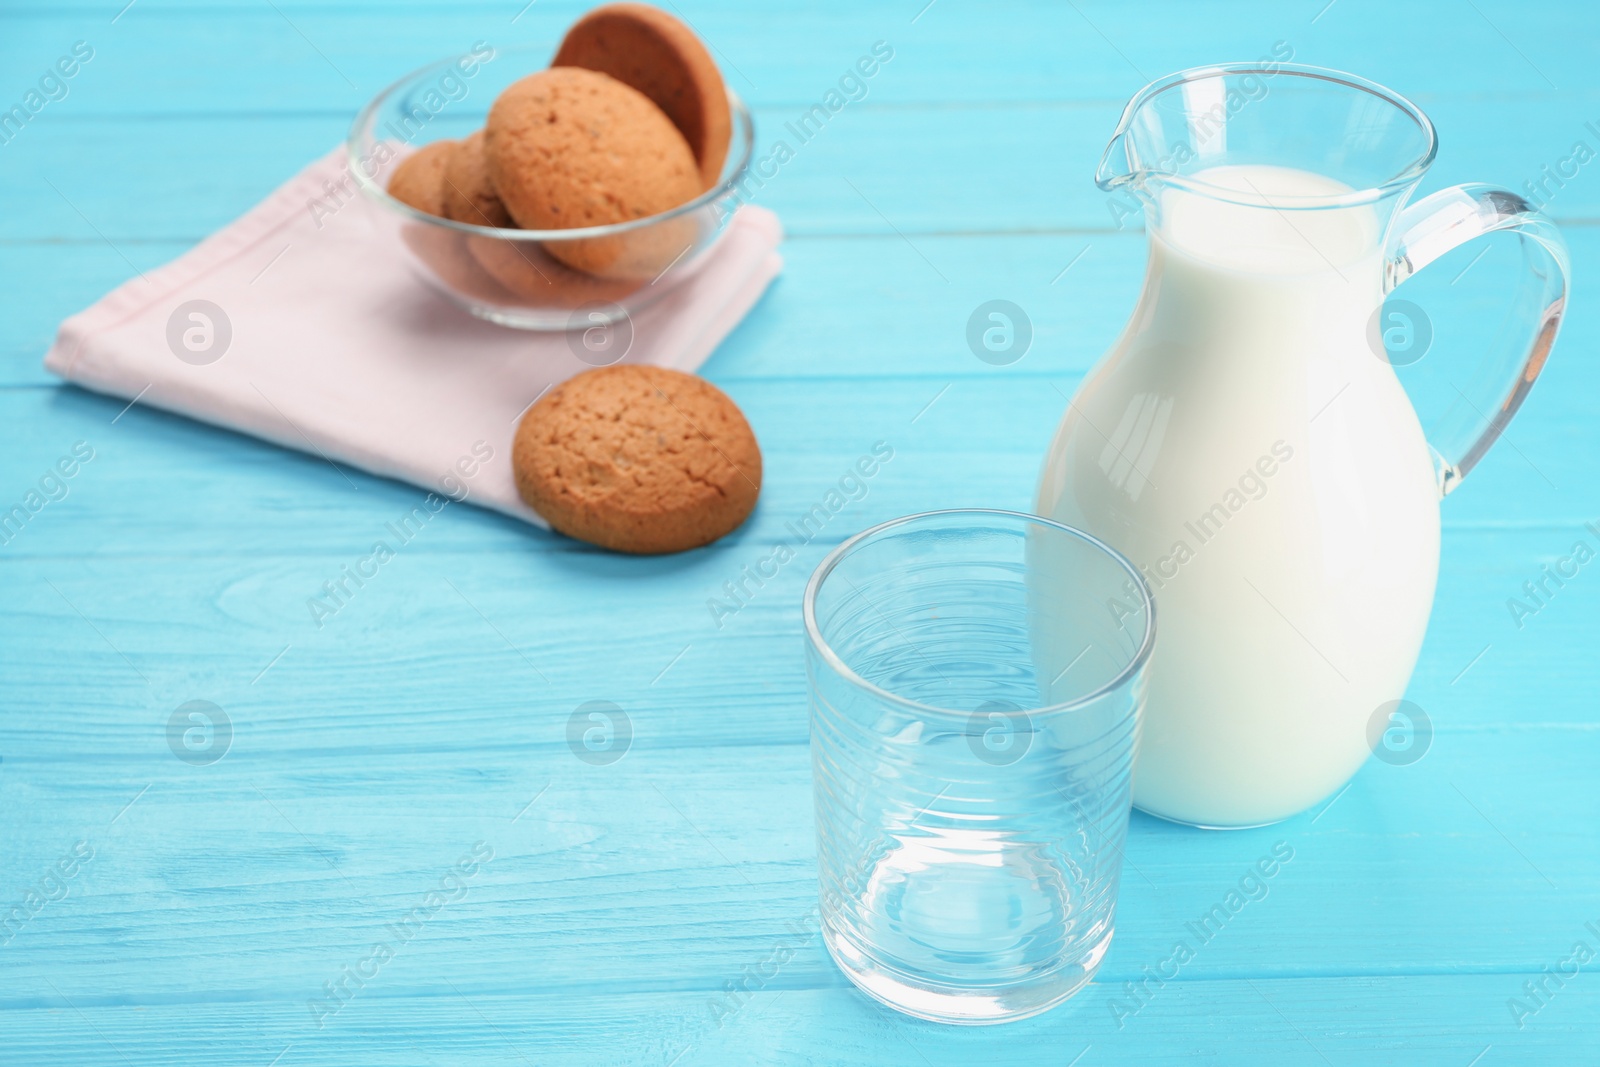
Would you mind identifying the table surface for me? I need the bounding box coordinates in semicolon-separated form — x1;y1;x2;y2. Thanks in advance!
4;1;1598;1063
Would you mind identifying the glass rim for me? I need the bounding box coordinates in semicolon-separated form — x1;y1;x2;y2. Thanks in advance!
802;508;1157;721
347;43;755;239
1103;61;1439;210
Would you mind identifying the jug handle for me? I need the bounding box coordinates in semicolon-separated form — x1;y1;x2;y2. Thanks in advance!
1383;184;1569;497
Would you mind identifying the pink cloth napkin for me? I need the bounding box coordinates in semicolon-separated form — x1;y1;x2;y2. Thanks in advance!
44;147;783;526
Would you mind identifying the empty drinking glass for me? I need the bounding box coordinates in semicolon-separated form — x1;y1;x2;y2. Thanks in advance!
804;509;1155;1024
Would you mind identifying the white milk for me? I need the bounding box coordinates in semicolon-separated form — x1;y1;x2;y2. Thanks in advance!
1036;165;1440;827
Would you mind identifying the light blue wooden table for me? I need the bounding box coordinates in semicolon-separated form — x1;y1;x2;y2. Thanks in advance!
4;1;1598;1063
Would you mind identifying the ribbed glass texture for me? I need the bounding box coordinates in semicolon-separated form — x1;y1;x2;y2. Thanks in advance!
804;510;1155;1024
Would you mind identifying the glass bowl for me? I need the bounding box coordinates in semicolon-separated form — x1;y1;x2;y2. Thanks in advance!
347;42;754;330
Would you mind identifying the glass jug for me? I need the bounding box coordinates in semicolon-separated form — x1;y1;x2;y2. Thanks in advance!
1035;63;1568;828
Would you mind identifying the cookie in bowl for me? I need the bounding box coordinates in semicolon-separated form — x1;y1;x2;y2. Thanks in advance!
466;235;639;308
388;140;517;302
440;130;515;229
553;2;732;189
386;139;457;216
485;67;702;278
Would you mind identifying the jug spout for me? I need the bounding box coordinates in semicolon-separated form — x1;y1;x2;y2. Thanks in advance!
1091;62;1436;216
1094;130;1138;192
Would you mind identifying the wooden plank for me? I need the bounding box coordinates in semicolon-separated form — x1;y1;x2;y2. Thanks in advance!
5;223;1593;402
0;370;1591;564
5;90;1600;248
3;0;1596;112
0;976;1589;1066
1;228;1592;527
2;732;1597;1000
0;511;1595;763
